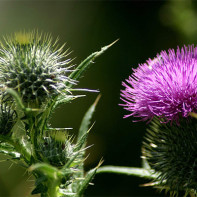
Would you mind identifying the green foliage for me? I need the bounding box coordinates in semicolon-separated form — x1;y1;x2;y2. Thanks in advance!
0;32;114;197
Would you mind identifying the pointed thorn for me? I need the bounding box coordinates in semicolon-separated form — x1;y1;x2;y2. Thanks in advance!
93;94;101;107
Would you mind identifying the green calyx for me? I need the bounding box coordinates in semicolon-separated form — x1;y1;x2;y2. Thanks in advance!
143;117;197;196
0;31;73;106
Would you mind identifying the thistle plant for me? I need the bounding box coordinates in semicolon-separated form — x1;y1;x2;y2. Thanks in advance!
0;31;115;197
98;45;197;197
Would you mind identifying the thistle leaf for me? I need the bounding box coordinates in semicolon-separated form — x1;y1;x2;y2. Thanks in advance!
76;160;103;196
6;88;25;111
77;94;101;143
0;149;20;158
53;95;85;110
0;143;20;158
75;123;94;153
67;40;118;87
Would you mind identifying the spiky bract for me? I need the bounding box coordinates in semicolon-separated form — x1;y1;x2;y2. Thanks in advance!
38;134;74;167
0;32;73;105
121;45;197;122
143;117;197;195
0;104;17;136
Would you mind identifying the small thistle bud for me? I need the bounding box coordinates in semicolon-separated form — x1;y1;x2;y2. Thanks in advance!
0;104;17;136
143;117;197;196
0;32;72;105
38;132;73;167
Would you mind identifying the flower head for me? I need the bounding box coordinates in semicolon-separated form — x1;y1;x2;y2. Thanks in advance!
38;133;73;167
0;32;73;105
143;117;197;195
121;45;197;122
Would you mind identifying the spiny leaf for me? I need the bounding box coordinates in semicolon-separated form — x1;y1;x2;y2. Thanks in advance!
61;150;81;170
53;95;85;110
76;159;103;196
67;40;118;87
77;94;101;143
75;123;95;152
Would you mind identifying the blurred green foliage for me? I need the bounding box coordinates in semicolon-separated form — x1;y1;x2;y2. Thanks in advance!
0;0;195;196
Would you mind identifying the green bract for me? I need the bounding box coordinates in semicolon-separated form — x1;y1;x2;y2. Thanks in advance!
0;103;17;136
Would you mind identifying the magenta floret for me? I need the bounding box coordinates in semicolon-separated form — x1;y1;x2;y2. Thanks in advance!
121;45;197;122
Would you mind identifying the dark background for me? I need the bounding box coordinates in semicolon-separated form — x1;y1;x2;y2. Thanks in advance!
0;0;195;196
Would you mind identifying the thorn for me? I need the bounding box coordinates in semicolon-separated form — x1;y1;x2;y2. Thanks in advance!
26;174;34;182
140;181;159;187
8;162;13;170
96;158;104;168
87;122;96;134
95;39;119;58
103;39;119;50
93;94;101;107
22;169;28;177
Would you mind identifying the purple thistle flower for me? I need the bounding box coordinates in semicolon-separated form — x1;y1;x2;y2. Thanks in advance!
120;45;197;122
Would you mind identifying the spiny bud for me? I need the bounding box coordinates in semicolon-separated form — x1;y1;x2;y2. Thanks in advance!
0;31;73;105
0;104;17;136
143;117;197;196
38;132;74;167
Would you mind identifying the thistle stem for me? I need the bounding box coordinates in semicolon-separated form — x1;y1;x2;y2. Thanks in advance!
29;114;40;162
30;124;37;161
97;166;158;179
46;179;60;197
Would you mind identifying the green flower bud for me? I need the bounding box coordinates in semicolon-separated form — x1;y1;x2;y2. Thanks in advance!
0;103;17;136
38;132;74;167
143;118;197;196
0;32;73;105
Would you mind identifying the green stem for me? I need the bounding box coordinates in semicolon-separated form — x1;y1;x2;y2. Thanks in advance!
97;166;158;179
46;179;60;197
